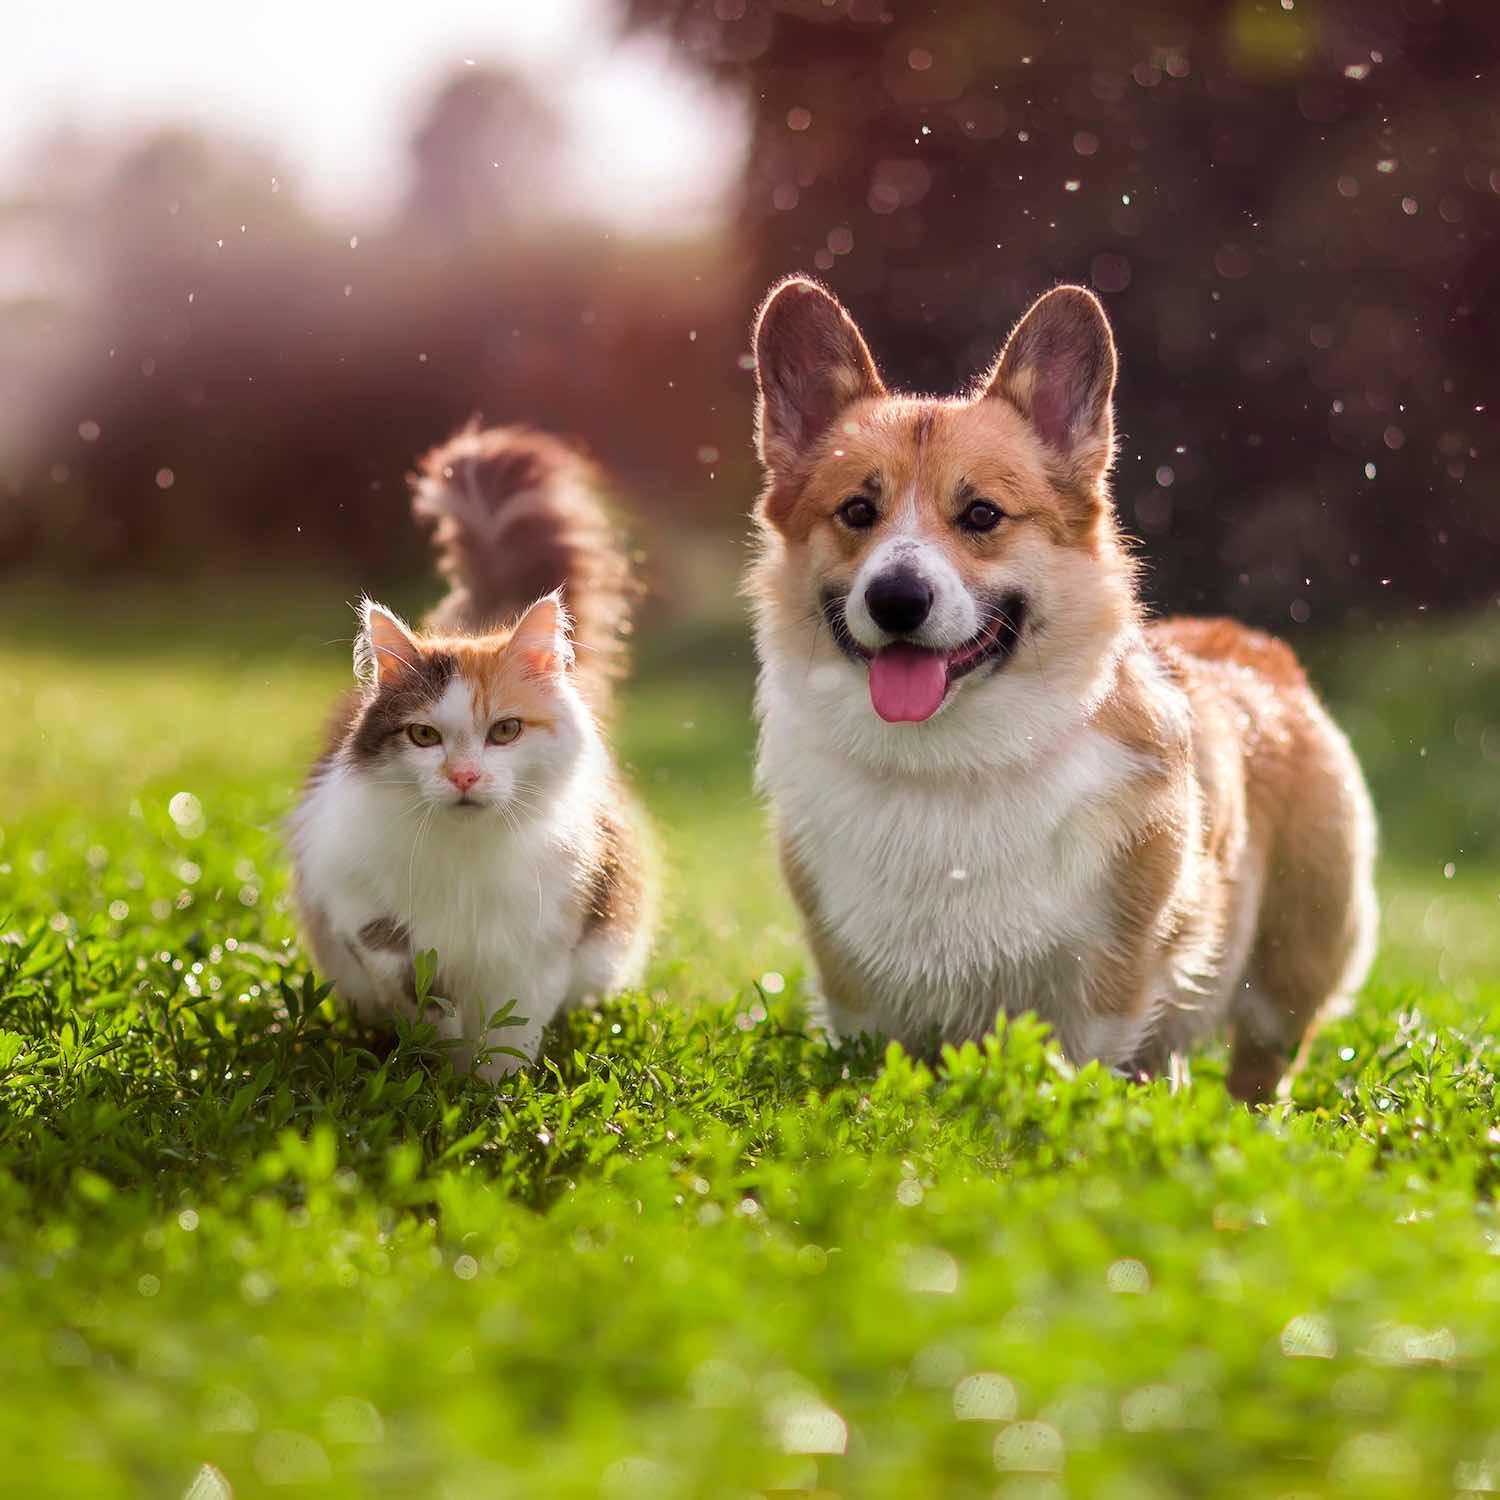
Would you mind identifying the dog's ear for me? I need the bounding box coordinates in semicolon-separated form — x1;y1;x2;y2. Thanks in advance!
984;286;1117;486
754;277;885;476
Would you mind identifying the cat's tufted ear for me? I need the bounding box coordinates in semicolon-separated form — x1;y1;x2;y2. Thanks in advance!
984;285;1117;486
753;276;885;477
354;601;421;690
508;592;575;680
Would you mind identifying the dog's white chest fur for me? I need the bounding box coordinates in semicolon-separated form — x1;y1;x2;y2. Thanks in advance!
758;667;1148;1059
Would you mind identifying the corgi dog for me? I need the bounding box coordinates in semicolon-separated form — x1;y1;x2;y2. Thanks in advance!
748;277;1377;1100
291;426;653;1078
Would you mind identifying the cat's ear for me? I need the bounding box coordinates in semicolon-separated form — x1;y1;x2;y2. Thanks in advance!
354;600;420;690
754;276;884;477
983;285;1117;486
508;591;575;680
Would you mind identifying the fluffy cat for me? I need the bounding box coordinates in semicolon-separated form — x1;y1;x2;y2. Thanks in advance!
290;426;653;1078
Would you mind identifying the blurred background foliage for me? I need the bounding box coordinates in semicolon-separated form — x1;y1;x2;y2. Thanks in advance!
0;0;1496;625
627;0;1500;618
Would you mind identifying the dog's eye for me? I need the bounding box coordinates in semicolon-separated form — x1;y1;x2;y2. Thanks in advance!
957;500;1004;534
406;723;442;747
836;496;878;530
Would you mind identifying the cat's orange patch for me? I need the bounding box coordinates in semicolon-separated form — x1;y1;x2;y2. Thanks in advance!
425;630;561;730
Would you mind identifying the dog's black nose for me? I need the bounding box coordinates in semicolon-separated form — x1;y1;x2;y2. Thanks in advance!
864;567;934;635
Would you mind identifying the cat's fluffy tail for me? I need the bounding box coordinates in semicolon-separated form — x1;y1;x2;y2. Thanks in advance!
410;424;636;712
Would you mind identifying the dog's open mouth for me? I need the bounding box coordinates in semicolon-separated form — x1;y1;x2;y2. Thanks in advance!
822;592;1028;724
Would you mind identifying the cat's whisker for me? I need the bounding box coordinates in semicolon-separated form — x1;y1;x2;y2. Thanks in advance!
406;802;437;919
499;791;545;818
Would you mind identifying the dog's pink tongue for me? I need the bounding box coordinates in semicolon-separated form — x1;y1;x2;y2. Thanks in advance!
868;644;949;723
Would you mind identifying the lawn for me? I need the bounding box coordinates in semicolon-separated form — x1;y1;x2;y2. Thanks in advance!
2;580;1499;1500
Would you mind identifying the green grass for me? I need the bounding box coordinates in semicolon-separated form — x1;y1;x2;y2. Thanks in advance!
2;582;1499;1500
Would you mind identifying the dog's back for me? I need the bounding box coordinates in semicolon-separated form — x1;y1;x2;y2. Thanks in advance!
1147;616;1377;1097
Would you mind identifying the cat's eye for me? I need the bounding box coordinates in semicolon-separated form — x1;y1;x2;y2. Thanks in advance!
957;499;1005;533
406;723;442;747
836;496;878;530
487;717;523;746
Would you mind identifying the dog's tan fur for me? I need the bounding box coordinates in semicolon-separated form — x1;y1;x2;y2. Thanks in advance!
748;276;1377;1101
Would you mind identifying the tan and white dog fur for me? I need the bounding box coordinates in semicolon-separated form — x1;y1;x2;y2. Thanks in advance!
748;277;1377;1100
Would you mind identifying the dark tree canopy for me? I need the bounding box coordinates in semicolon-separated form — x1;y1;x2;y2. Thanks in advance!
626;0;1500;620
4;2;1497;621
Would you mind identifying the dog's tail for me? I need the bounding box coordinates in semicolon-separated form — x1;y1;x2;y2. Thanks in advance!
410;424;635;713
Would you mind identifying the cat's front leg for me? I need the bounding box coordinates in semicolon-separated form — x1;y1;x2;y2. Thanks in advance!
335;913;422;1029
299;896;413;1028
470;963;570;1082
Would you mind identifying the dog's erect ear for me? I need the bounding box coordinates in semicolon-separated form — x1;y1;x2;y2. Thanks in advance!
753;277;885;475
985;286;1117;485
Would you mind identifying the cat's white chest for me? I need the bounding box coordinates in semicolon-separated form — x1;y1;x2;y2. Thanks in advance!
293;767;576;1018
391;829;569;990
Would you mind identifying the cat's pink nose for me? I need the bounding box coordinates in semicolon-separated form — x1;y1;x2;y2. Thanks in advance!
448;765;481;793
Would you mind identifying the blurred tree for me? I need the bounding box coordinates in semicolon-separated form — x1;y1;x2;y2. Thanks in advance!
6;130;323;566
402;67;564;246
624;0;1500;623
7;10;1497;617
1;79;741;580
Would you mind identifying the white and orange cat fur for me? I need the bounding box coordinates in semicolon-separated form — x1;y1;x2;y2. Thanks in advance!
291;427;653;1078
749;277;1377;1100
